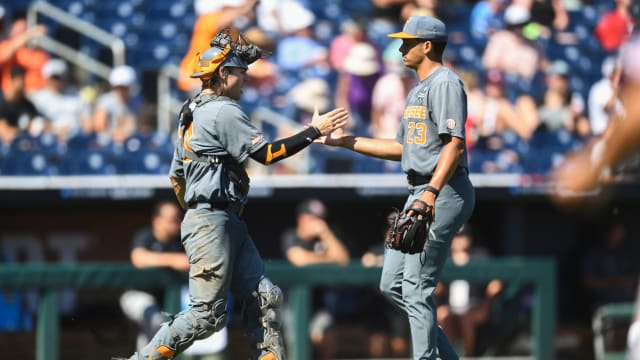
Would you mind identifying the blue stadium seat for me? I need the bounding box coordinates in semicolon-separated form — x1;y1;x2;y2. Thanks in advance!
0;151;56;176
58;148;115;175
0;134;60;175
114;148;170;174
58;133;117;175
0;291;33;332
113;133;173;174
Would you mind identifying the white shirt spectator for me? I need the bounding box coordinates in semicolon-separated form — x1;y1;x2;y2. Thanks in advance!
588;57;623;136
29;59;90;142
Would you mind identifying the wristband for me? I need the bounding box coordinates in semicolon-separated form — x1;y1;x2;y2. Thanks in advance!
425;185;440;198
308;125;322;140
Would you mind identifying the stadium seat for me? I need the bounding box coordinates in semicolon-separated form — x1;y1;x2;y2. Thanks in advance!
58;148;115;175
112;133;173;174
114;148;170;174
0;134;60;175
0;291;32;332
0;151;56;176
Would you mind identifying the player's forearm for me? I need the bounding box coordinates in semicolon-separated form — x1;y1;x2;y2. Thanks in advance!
251;126;321;165
338;136;402;160
132;250;188;271
288;252;339;266
428;137;465;191
320;232;350;264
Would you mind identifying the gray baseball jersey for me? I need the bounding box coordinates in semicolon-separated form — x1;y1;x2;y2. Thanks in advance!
170;95;267;205
396;66;468;176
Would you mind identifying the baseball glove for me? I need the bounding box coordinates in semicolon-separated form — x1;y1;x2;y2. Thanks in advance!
386;199;434;254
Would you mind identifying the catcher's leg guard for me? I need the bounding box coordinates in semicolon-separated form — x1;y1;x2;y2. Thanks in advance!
129;297;228;360
247;276;286;360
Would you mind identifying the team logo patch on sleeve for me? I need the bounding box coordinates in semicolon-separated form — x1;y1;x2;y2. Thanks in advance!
446;119;456;130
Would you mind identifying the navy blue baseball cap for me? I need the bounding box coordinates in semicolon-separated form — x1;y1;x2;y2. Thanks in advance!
388;16;448;41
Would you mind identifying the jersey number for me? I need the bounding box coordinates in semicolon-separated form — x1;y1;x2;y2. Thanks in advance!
406;121;427;145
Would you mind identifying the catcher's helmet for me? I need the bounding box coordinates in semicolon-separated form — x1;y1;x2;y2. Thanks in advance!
190;28;264;79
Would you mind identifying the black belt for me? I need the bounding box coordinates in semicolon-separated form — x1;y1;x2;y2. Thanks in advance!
406;167;468;186
188;201;244;216
407;171;431;186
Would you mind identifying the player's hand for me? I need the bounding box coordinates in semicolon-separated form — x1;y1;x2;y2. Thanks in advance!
315;127;350;147
550;149;609;208
311;106;349;136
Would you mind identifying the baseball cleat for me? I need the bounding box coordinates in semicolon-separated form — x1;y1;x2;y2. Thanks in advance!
259;353;277;360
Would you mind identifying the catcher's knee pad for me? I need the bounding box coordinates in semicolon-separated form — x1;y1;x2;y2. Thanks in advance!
192;298;228;339
252;276;286;360
168;298;228;353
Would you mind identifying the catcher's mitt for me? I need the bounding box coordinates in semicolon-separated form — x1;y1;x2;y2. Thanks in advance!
386;199;434;254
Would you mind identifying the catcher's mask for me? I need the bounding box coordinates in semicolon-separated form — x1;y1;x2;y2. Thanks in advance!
190;28;265;79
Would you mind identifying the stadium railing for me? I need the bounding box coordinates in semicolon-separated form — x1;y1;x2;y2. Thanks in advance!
26;0;125;81
0;258;555;360
592;302;634;360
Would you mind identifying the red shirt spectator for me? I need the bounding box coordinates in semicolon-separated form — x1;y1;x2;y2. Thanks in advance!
594;0;635;51
0;19;49;94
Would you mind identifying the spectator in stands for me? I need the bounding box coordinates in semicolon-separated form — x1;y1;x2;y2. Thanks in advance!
92;65;139;145
255;0;309;36
334;42;382;135
482;4;546;83
463;70;529;173
469;0;506;44
119;200;189;350
329;18;368;73
594;0;635;52
287;77;331;124
528;0;570;40
0;67;40;147
242;27;278;99
588;56;623;137
471;69;538;141
177;0;258;94
401;0;441;19
536;60;589;136
280;198;351;359
371;0;411;19
551;32;640;199
119;200;228;359
0;18;49;94
436;225;503;356
581;221;638;312
370;49;416;141
29;58;91;144
275;2;330;81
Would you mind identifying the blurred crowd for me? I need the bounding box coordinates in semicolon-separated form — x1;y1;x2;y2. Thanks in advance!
0;0;637;176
